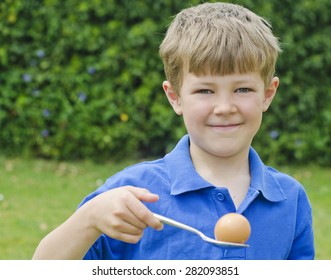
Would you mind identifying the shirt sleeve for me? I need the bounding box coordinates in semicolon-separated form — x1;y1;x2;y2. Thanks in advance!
83;234;133;260
287;188;315;260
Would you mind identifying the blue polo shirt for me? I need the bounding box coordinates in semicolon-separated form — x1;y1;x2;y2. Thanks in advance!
81;135;314;260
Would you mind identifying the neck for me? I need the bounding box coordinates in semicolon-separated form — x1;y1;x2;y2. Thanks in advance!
190;144;251;208
190;145;250;183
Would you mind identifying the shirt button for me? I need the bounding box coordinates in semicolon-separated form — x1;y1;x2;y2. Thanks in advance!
216;192;225;201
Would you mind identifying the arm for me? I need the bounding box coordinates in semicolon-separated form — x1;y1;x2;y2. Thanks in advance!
32;186;163;259
287;188;315;260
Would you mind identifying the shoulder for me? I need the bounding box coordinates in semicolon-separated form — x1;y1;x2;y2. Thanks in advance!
249;148;309;202
79;158;170;205
266;166;304;190
266;166;299;185
266;166;311;205
122;158;168;175
106;157;170;189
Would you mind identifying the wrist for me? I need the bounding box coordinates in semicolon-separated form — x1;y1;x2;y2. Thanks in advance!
76;202;102;243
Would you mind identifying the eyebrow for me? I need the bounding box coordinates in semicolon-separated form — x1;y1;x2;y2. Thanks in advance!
191;82;215;86
192;79;256;86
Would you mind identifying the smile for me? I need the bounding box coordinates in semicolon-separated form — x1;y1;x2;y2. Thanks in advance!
207;123;241;132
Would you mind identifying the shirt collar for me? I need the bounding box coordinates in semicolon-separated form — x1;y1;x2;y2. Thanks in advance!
165;135;213;195
249;147;287;202
164;134;287;202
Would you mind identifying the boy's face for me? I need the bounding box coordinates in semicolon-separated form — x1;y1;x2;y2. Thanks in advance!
163;71;279;160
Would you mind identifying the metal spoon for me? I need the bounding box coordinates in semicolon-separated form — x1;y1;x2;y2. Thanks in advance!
153;213;249;248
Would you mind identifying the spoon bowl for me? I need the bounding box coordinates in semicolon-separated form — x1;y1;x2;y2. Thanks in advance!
153;213;249;248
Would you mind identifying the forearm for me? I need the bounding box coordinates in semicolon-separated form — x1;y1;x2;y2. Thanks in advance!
32;205;101;260
32;186;162;259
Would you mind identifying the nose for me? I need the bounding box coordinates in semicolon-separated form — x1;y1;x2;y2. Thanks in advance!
213;93;236;115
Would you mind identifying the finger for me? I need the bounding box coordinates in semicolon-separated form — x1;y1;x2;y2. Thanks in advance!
127;206;163;231
106;215;144;243
126;186;160;203
107;188;152;230
113;231;144;244
111;203;148;231
111;217;145;236
123;189;163;231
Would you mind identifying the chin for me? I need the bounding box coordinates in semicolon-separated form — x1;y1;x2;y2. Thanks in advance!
208;145;248;159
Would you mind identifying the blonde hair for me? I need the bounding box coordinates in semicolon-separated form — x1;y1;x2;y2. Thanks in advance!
159;2;281;93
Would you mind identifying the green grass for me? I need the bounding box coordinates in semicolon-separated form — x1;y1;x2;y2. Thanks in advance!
0;156;330;259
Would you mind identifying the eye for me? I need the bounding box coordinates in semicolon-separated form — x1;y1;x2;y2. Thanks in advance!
235;88;252;94
197;89;214;94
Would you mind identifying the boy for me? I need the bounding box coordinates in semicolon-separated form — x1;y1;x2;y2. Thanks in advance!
33;2;314;259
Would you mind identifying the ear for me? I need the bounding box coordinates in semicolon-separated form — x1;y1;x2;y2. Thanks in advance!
263;77;279;112
162;81;183;115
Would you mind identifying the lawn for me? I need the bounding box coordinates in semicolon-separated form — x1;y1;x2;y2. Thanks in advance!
0;156;330;259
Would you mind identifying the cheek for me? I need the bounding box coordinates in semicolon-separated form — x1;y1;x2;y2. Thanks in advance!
183;100;210;118
240;100;264;124
181;101;209;129
237;98;263;117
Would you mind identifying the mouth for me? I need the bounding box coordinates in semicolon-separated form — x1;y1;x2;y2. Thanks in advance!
208;123;241;127
207;123;241;132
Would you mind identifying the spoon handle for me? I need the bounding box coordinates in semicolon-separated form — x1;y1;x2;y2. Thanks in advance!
153;213;200;235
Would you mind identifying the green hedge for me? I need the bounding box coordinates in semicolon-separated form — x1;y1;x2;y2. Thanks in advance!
1;0;330;165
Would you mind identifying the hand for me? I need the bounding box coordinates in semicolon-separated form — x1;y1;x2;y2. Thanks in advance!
83;186;163;243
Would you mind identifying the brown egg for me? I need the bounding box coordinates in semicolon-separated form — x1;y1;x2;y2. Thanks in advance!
214;213;251;243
